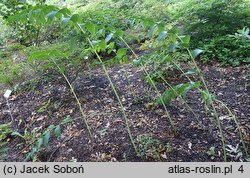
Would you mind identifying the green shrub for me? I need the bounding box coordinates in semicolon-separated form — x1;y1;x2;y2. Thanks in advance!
176;0;250;47
201;29;250;66
0;18;12;46
6;43;26;51
0;59;28;86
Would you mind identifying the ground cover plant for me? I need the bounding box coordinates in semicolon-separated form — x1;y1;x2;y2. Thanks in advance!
0;0;249;162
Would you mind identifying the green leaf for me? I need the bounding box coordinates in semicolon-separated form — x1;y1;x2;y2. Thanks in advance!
28;51;50;63
54;126;61;139
36;138;43;150
48;125;55;130
105;33;113;43
61;17;70;26
157;22;165;35
43;131;50;147
168;43;179;51
158;31;167;41
180;69;197;77
11;131;24;138
148;24;157;38
123;56;129;63
62;116;71;124
182;36;190;44
201;90;215;104
191;49;204;58
58;8;71;16
70;14;81;24
98;40;107;51
86;22;96;35
117;48;127;59
115;30;124;37
155;82;200;106
168;27;179;35
163;56;172;62
108;42;115;50
46;11;57;23
133;58;142;66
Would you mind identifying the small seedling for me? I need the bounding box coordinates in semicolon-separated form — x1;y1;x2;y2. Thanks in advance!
207;146;215;160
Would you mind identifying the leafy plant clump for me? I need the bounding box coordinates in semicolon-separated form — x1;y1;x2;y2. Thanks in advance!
0;124;13;160
177;0;250;47
201;28;250;66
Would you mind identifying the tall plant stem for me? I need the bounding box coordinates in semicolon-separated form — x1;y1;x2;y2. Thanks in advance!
35;27;40;46
215;99;249;159
176;36;227;161
172;58;248;158
51;58;92;138
86;38;139;155
119;37;177;135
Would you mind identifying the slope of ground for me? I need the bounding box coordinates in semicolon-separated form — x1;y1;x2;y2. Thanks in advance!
0;61;249;162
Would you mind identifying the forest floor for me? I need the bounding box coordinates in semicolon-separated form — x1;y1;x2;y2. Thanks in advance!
0;55;249;162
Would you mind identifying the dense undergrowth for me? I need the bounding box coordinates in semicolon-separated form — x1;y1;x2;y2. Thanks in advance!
0;0;249;162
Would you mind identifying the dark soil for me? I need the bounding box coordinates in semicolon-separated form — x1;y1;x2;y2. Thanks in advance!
0;62;249;162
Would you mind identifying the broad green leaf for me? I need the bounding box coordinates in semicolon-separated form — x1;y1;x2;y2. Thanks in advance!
86;22;96;35
133;58;142;66
155;82;200;106
54;126;61;139
142;18;155;29
201;90;215;104
157;22;165;35
62;116;71;124
168;43;179;51
59;66;66;74
158;31;167;41
191;49;204;58
46;11;57;23
58;8;71;16
115;30;124;37
43;131;50;147
98;40;107;51
28;51;50;63
36;138;43;150
182;36;190;44
108;42;115;50
168;27;179;35
70;14;81;24
117;48;127;59
163;56;172;62
181;35;190;47
61;17;70;26
123;56;129;63
48;125;55;129
105;33;113;43
148;24;157;38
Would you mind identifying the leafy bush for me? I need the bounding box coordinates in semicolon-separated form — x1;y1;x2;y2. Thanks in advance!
201;28;250;66
0;59;28;86
0;18;13;45
176;0;250;46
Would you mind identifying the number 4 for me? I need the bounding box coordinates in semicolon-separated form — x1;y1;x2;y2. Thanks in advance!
238;165;244;173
